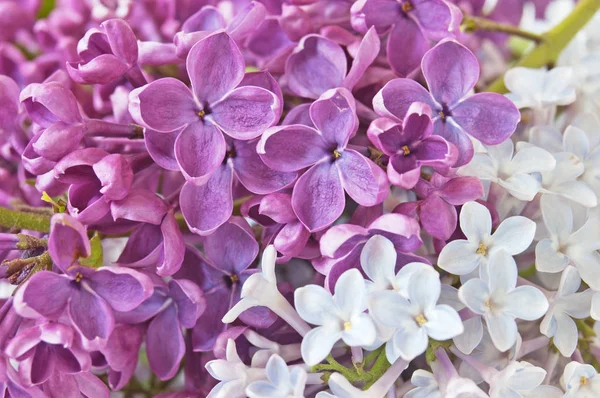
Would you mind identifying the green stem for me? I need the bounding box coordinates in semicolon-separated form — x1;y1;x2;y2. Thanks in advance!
363;348;391;389
462;15;544;42
576;319;597;339
487;0;600;93
313;355;365;383
0;207;51;233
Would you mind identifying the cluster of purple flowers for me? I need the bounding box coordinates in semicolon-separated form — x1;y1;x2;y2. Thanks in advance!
0;0;599;397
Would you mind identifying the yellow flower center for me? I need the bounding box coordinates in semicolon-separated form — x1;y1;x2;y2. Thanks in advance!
344;321;352;331
415;314;428;327
401;1;414;12
198;109;206;118
333;149;342;159
74;272;83;283
476;243;488;256
230;274;239;283
581;376;588;385
401;145;411;156
439;111;446;121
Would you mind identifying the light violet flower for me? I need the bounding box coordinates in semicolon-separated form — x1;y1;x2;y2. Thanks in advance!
488;361;550;398
258;87;389;232
504;67;576;111
373;39;520;166
438;201;536;278
562;361;600;397
294;269;376;366
245;354;307;398
459;139;556;201
458;251;549;352
536;195;600;289
540;266;594;357
370;267;463;362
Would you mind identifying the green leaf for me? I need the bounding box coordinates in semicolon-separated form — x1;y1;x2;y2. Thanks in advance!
79;233;104;268
37;0;55;19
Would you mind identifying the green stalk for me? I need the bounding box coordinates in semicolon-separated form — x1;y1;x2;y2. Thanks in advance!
486;0;600;93
0;207;51;233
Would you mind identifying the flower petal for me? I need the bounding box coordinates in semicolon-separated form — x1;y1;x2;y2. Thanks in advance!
337;149;389;207
174;122;226;182
301;324;342;366
146;304;185;380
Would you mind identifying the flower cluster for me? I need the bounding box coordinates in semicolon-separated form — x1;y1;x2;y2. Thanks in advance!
0;0;599;397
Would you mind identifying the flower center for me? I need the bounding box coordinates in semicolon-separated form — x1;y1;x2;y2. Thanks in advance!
197;109;206;119
401;145;411;156
438;111;446;121
415;313;428;327
343;321;352;331
581;376;588;386
400;0;414;13
476;243;488;256
74;272;83;283
227;147;237;159
230;274;239;283
333;149;342;159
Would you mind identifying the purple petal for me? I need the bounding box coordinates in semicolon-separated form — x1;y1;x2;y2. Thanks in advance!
373;78;435;120
129;78;198;132
187;31;245;104
180;167;233;236
174;122;226;182
144;129;180;171
192;289;230;351
438;176;484;205
93;154;133;200
157;210;185;276
48;214;90;272
282;103;313;127
102;324;144;371
239;71;283;110
419;194;457;240
68;289;114;342
292;162;345;232
182;6;225;33
416;135;451;162
274;222;310;257
169;279;206;328
116;223;162;267
209;86;280;140
388;155;420;188
0;75;20;130
20;82;82;127
33;123;86;162
113;290;168;324
54;148;108;185
310;88;358;147
450;92;520;145
422;40;479;106
204;217;258;274
286;35;346;99
15;271;72;319
258;125;329;172
350;0;400;33
319;223;369;258
74;372;110;398
146;304;185;380
87;267;154;312
387;18;430;77
337;149;389;206
67;182;111;225
28;344;56;384
433;119;473;167
367;213;423;252
102;19;138;65
232;139;297;194
67;55;129;85
227;1;267;41
342;27;380;90
258;193;296;224
412;0;462;40
110;190;169;225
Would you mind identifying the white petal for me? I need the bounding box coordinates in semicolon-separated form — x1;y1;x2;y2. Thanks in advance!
439;284;464;311
535;239;568;273
504;68;544;104
561;289;593;319
265;355;289;387
503;286;549;321
558;265;582;296
486;140;514;166
342;313;376;347
458;279;489;314
541;194;573;241
458;153;498;180
553;314;578;357
424;304;464;341
360;235;396;287
410;370;437;388
498;174;541;201
554;181;597;208
453;316;483;355
437;240;481;276
569;216;600;252
486;312;518;352
369;290;412;328
488;251;518;295
300;324;342;366
491;216;536;255
564;125;590;159
591;292;600;321
460;201;492;242
506;362;546;391
210;379;247;398
294;285;337;326
392;322;429;361
334;269;367;320
393;262;433;299
408;268;441;312
506;146;556;174
246;381;281;398
572;251;600;290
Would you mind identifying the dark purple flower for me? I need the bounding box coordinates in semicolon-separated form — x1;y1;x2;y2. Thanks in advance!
48;213;91;272
315;213;424;289
373;39;521;166
351;0;462;76
259;87;389;232
129;31;282;184
13;266;153;348
100;324;145;390
394;173;484;241
4;321;91;386
368;102;456;189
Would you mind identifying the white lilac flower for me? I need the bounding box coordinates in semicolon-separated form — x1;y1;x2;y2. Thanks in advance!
458;139;555;201
536;195;600;289
504;67;576;115
458;251;549;352
540;266;594;357
488;361;552;398
294;269;376;366
438;201;536;278
206;339;266;398
405;369;488;398
222;245;311;336
245;354;307;398
562;361;600;397
369;267;463;362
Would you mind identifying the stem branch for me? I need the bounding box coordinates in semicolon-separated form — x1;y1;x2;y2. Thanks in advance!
462;15;544;42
